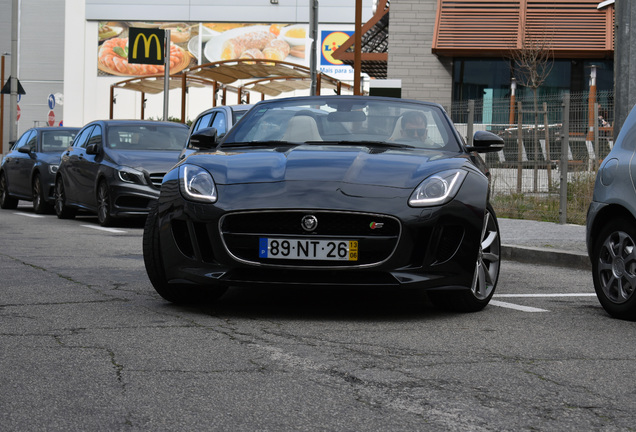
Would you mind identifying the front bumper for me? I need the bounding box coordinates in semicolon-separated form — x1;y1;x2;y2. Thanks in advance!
154;174;490;290
109;181;160;217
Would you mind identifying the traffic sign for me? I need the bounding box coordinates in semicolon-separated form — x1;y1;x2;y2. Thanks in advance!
47;110;55;126
48;94;56;110
17;104;21;121
0;76;26;95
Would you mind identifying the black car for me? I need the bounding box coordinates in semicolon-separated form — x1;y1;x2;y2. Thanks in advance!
0;127;80;213
55;120;189;226
143;96;504;311
587;104;636;320
178;104;254;161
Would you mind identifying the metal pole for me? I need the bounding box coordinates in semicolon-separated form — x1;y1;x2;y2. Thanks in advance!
594;102;599;171
508;78;516;125
544;102;551;187
517;101;523;193
10;0;19;143
559;94;570;224
1;55;5;155
587;65;597;141
309;0;318;96
613;0;635;139
354;0;362;95
467;100;474;146
163;30;171;121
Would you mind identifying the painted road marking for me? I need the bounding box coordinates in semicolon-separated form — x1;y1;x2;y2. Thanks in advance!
489;300;549;312
14;212;45;218
495;293;596;298
81;224;126;234
491;293;597;312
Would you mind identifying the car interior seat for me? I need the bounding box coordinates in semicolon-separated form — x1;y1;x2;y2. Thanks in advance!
283;115;322;142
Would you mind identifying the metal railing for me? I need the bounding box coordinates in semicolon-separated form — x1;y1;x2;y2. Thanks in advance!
450;91;613;224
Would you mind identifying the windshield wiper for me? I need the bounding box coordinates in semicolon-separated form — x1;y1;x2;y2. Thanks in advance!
221;140;298;148
308;140;414;149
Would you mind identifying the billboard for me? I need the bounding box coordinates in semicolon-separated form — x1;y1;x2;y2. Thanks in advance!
98;22;353;80
319;30;354;80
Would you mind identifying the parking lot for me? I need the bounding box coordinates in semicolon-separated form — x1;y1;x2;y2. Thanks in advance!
1;204;636;430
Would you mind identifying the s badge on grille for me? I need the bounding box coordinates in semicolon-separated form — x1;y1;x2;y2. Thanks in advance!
301;215;318;232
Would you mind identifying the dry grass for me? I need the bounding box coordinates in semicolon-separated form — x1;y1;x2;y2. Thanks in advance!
491;173;596;225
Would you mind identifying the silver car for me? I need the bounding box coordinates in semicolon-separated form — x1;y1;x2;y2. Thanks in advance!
587;104;636;320
178;104;254;161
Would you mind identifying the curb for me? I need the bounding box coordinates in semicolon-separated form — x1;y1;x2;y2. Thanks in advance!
501;244;591;270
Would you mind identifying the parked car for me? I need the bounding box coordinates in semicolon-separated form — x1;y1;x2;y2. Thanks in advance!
178;104;254;161
587;104;636;320
0;127;80;213
143;95;504;311
54;120;189;226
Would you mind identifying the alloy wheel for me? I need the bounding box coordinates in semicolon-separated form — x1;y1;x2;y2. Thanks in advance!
471;209;501;300
97;182;112;226
597;230;636;304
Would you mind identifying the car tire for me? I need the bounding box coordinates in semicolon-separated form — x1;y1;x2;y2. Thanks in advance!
591;217;636;321
143;204;228;304
32;174;53;214
54;176;76;219
0;172;19;209
97;181;115;227
428;205;501;312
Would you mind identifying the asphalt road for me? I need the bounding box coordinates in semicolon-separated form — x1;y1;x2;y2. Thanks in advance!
1;204;635;431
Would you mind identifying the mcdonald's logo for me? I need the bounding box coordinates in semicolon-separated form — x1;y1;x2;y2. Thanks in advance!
128;27;165;65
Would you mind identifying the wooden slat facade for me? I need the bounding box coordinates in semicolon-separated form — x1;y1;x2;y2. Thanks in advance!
432;0;614;58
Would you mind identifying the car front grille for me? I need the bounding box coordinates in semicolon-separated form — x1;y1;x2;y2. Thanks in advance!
219;210;401;268
148;173;165;189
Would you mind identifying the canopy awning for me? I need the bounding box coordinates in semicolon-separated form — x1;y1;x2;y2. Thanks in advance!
110;59;354;121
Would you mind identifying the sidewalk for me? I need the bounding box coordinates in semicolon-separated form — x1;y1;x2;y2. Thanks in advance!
498;218;590;269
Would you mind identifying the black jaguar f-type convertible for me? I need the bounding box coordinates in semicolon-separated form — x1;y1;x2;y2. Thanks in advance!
143;95;504;312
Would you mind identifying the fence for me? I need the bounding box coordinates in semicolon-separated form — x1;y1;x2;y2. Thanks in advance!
450;91;614;224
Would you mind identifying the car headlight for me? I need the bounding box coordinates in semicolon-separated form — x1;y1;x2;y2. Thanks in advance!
179;164;217;203
48;164;59;175
409;169;467;207
117;167;146;184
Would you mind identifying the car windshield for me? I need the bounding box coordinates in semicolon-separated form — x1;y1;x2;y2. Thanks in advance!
41;130;77;152
107;125;188;151
222;96;462;151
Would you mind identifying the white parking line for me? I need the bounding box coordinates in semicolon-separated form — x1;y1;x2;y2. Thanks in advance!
81;224;126;234
489;300;549;312
495;293;596;298
490;293;597;312
14;212;45;218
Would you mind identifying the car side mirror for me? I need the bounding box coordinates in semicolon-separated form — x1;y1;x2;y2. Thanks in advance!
18;146;32;154
465;130;504;153
189;127;218;150
86;143;100;155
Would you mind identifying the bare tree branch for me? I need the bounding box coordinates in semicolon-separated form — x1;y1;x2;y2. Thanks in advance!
510;31;554;90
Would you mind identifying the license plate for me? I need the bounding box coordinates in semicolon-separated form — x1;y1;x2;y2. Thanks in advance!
259;238;358;261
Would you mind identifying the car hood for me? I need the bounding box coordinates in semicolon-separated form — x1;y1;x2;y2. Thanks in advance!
38;152;62;165
107;150;180;173
186;145;471;189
